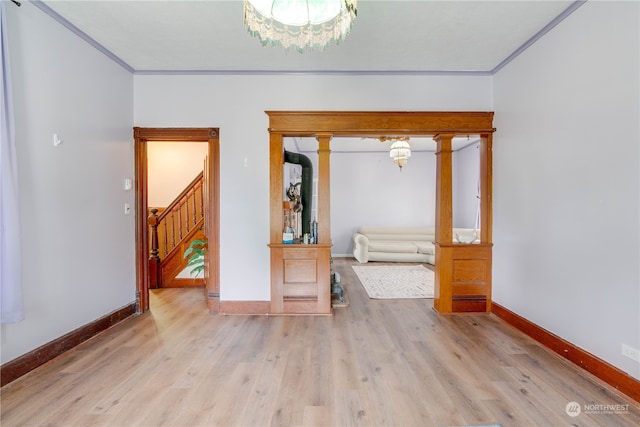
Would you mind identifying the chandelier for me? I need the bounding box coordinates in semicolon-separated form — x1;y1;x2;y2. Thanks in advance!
244;0;358;53
388;138;412;170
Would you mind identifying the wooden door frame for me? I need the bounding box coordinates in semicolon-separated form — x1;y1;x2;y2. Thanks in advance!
133;127;220;313
266;111;495;314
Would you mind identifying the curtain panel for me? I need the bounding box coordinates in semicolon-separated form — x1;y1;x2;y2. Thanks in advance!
1;2;24;323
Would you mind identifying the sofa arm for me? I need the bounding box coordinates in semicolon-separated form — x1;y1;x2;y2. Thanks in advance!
352;233;370;263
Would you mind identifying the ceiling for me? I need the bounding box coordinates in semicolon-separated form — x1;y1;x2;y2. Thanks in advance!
37;0;582;74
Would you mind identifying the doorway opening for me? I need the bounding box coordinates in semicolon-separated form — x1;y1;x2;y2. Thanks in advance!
134;128;220;313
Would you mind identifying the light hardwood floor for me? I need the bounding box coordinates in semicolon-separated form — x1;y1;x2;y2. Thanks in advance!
1;258;639;427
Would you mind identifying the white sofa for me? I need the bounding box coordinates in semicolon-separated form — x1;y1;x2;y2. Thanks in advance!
352;226;478;264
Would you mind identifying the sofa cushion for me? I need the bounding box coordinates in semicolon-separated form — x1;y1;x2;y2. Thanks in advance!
368;241;418;253
364;233;435;242
357;227;435;242
414;242;435;255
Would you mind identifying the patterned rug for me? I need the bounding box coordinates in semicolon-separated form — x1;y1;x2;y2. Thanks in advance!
352;264;434;299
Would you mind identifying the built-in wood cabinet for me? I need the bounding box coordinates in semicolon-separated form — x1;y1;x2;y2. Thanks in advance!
266;111;495;315
269;243;332;314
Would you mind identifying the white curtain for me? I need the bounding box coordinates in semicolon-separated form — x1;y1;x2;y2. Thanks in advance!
1;2;24;323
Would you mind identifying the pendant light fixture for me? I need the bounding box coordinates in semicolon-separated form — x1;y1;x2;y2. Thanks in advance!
244;0;358;53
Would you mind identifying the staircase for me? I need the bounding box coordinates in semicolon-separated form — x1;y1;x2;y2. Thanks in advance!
148;172;205;288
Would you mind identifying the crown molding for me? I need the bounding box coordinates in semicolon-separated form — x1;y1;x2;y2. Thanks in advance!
31;0;135;73
492;0;587;74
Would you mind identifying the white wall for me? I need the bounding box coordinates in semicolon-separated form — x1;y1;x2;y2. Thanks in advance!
147;141;207;207
493;1;639;379
1;3;134;363
134;74;492;300
330;150;436;255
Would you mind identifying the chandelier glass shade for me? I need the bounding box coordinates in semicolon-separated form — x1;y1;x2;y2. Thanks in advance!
244;0;358;52
389;139;412;170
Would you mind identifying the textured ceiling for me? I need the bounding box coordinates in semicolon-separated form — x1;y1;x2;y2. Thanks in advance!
38;0;581;74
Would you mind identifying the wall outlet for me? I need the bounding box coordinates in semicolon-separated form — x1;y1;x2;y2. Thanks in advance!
621;343;640;362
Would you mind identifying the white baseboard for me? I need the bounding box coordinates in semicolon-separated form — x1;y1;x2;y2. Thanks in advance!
331;254;354;258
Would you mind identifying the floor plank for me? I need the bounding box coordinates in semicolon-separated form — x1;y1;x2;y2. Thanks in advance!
1;258;639;427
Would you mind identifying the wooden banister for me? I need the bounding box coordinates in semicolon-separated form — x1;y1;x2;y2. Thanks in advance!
148;171;205;287
155;172;204;257
157;172;203;223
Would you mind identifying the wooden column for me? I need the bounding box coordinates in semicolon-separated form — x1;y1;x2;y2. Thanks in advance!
434;133;493;314
269;133;285;244
434;134;454;313
269;132;285;314
479;133;493;244
268;132;332;315
316;134;332;245
479;133;494;311
315;133;332;314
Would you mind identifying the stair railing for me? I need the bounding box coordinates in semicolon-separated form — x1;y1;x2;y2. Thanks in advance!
148;171;204;288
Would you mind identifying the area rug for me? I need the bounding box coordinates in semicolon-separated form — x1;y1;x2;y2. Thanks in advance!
352;264;434;299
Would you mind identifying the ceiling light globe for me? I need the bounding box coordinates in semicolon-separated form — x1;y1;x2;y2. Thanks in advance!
389;139;412;170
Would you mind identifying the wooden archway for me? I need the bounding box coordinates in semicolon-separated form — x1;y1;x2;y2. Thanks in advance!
266;111;495;315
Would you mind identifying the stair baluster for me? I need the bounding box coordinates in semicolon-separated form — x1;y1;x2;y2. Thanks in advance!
185;193;191;234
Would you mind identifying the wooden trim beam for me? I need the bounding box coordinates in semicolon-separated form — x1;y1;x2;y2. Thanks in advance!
133;128;217;141
266;111;495;134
